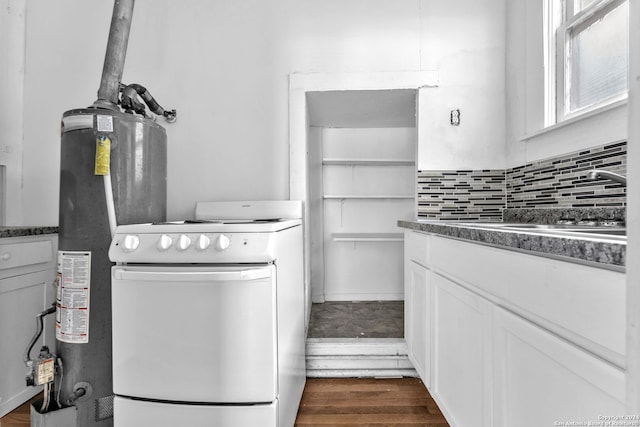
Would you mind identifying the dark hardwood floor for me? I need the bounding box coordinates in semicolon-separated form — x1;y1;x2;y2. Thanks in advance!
0;394;39;427
2;378;449;427
295;378;450;426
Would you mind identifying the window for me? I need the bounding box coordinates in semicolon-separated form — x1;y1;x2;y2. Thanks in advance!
545;0;628;125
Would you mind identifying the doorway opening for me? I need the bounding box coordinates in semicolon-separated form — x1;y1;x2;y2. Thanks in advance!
306;90;416;339
290;72;439;334
289;72;438;376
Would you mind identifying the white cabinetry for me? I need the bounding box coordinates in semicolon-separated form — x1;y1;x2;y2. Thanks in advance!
493;307;625;427
403;229;626;427
429;234;625;366
404;228;430;384
432;273;492;427
405;260;430;383
0;234;57;417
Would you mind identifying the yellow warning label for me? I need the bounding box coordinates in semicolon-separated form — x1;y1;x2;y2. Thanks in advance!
95;136;111;175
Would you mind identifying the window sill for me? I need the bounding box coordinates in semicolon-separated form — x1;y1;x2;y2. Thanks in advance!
520;98;628;143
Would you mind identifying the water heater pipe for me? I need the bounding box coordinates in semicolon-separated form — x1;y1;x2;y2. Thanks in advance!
93;0;136;110
23;303;56;367
104;175;117;237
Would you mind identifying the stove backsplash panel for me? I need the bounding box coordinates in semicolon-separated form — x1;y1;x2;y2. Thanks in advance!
416;141;627;220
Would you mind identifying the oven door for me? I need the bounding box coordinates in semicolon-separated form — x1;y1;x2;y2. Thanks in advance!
111;264;277;404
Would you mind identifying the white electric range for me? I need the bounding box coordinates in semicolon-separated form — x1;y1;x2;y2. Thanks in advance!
108;201;305;427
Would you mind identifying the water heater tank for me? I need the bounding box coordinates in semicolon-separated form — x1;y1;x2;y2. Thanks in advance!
57;108;167;426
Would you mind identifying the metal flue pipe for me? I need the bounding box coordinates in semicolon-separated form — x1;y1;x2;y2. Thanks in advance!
93;0;135;110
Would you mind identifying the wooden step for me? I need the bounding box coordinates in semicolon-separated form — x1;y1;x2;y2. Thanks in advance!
306;338;417;378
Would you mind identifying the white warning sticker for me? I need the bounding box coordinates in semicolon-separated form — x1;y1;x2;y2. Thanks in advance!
55;251;91;344
96;115;114;132
37;358;56;385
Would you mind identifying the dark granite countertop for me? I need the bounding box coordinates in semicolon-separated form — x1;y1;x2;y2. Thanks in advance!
0;226;59;239
398;219;626;271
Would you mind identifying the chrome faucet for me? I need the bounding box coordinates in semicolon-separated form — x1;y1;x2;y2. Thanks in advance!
587;169;627;186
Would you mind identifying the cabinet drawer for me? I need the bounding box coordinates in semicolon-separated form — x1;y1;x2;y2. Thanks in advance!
0;239;55;277
429;235;625;367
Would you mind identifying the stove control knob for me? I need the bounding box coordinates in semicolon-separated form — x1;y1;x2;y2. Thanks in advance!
122;235;140;252
176;234;192;251
157;234;173;251
215;234;230;251
196;234;211;251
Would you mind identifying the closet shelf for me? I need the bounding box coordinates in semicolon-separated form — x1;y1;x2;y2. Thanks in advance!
332;233;404;242
323;195;414;200
322;158;415;166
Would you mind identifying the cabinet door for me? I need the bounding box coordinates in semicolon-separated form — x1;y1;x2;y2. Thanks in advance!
405;260;430;385
432;273;492;427
0;237;55;280
0;269;54;417
493;307;625;427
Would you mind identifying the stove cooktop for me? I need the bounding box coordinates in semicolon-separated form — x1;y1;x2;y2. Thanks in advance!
113;218;301;235
152;219;284;225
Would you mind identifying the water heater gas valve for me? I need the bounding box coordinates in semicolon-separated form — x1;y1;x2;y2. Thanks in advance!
25;346;58;387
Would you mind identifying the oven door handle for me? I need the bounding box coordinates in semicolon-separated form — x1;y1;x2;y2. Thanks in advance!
113;268;272;282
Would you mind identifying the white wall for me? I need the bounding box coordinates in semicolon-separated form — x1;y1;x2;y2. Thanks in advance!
7;0;627;225
21;0;113;226
8;0;508;225
0;0;26;225
15;0;421;224
418;0;506;170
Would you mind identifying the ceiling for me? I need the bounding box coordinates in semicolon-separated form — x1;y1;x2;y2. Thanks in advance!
306;89;417;128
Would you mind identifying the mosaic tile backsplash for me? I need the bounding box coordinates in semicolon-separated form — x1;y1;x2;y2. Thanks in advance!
417;170;505;220
417;142;627;220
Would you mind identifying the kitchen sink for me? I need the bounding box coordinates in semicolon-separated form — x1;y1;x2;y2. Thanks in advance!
494;223;625;235
565;228;626;236
441;221;627;238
